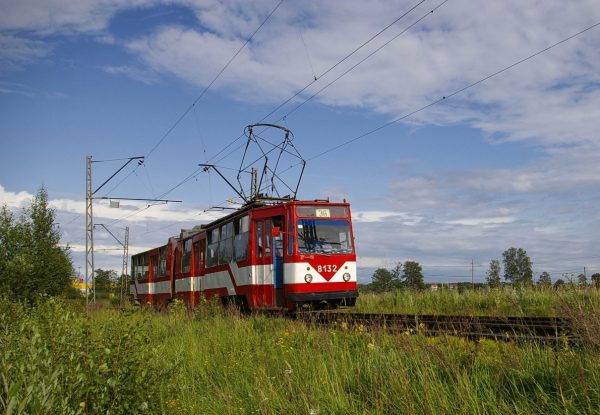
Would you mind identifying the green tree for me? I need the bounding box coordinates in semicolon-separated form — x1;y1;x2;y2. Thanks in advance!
0;187;73;302
537;271;552;287
486;259;501;287
502;247;533;287
370;267;400;292
577;273;587;286
94;268;118;299
402;260;425;290
591;273;600;288
554;279;565;288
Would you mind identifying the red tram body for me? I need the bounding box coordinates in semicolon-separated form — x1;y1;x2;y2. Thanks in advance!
130;200;358;310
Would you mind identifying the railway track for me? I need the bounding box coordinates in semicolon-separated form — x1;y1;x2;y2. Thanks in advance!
298;312;578;345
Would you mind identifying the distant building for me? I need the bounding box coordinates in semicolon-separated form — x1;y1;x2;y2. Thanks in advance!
429;282;458;291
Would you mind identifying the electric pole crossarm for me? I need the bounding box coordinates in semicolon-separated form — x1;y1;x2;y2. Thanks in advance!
95;197;182;203
95;223;124;247
200;164;246;202
92;156;144;196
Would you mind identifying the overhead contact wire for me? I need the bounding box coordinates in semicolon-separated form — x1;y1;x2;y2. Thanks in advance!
204;0;427;164
308;20;600;161
145;0;286;160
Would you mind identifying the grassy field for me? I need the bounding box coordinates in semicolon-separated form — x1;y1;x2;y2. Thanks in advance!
353;286;600;317
1;290;599;414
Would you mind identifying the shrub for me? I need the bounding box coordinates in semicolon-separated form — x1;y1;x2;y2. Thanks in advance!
0;297;169;414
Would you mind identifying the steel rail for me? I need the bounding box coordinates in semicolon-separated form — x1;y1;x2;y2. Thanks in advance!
297;312;578;346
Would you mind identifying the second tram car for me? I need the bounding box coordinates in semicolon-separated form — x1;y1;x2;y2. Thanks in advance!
130;199;358;310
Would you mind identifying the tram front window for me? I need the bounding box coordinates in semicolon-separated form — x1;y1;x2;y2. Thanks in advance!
297;219;353;254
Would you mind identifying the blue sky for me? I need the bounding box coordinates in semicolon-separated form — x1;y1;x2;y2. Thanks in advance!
1;0;600;284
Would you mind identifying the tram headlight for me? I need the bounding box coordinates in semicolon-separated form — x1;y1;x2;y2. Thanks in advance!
304;273;313;283
343;272;351;282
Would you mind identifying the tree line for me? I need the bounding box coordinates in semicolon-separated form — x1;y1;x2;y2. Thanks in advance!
486;247;600;288
367;247;600;292
365;260;426;292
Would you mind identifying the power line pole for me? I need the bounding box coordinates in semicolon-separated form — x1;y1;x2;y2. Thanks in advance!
85;155;181;307
85;156;94;308
121;226;129;307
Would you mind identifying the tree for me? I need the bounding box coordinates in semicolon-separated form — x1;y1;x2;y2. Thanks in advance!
577;273;587;286
486;260;501;287
537;271;552;287
0;187;73;303
94;268;117;294
554;279;565;288
401;260;425;290
502;247;533;286
370;267;400;292
591;273;600;288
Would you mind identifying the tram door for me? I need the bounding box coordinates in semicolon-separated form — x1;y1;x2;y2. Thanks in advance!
255;216;285;308
271;216;285;307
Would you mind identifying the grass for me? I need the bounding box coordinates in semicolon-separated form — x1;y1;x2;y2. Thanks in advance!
353;286;600;317
1;291;599;414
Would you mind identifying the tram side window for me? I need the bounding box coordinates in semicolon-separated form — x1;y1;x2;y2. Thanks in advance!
207;228;219;267
158;246;166;277
256;221;263;258
182;238;192;273
151;255;158;277
287;216;294;256
134;253;148;279
219;222;233;265
265;220;272;257
193;241;202;273
234;215;249;261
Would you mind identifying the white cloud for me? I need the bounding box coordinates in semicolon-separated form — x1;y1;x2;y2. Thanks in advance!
445;216;516;227
0;34;50;71
0;0;159;34
102;65;158;84
353;210;422;226
0;184;34;208
115;0;600;147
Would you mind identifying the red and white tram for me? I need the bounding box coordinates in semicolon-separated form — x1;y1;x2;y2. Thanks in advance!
130;199;358;310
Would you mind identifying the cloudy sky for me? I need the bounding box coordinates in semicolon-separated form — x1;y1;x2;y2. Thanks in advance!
1;0;599;283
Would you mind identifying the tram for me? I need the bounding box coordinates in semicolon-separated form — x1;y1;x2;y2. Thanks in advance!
130;199;358;310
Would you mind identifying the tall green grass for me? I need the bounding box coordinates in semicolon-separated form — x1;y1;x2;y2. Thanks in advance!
353;286;600;317
2;296;598;414
0;297;167;414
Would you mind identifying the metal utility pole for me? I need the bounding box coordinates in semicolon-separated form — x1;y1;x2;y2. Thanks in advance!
94;223;129;306
85;156;94;307
121;226;129;306
85;155;180;307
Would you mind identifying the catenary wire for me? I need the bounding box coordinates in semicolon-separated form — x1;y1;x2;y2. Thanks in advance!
145;0;285;160
305;20;600;162
276;0;449;123
99;0;285;199
204;0;427;165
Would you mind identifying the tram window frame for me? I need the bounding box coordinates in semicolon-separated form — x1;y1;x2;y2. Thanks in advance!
207;227;219;268
134;252;149;279
158;246;166;277
265;220;272;257
193;241;202;273
256;220;263;259
182;238;192;273
234;215;249;261
151;254;158;277
287;215;294;256
218;222;234;265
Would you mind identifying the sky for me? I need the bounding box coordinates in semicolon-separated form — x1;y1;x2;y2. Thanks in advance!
1;0;599;284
